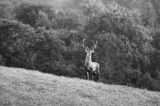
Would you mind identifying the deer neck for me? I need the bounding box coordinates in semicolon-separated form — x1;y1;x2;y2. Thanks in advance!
85;53;92;64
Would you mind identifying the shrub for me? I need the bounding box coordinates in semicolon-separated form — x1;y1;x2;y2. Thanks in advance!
0;19;82;77
51;10;80;30
0;1;14;19
83;1;153;85
0;55;5;65
136;72;160;91
14;3;54;28
0;19;36;68
14;3;80;30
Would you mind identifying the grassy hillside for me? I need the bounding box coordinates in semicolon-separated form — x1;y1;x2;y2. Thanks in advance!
0;66;160;106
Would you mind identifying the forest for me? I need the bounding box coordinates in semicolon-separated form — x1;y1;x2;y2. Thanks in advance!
0;0;160;91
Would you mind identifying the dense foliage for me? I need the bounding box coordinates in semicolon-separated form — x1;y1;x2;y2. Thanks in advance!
0;0;160;91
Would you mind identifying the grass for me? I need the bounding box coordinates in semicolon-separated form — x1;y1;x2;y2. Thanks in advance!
0;66;160;106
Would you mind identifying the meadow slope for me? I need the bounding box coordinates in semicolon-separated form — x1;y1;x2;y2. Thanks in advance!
0;66;160;106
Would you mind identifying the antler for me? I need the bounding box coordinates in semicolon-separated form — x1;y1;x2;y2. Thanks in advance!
82;39;88;49
92;40;97;50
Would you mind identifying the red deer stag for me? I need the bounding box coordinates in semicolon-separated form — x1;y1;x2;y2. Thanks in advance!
82;39;100;81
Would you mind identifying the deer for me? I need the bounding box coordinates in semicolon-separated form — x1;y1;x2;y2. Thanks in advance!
82;39;100;81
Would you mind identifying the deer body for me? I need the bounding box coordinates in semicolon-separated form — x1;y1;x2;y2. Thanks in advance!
84;53;99;72
83;39;100;81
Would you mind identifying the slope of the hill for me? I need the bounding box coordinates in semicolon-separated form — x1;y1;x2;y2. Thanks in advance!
0;66;160;106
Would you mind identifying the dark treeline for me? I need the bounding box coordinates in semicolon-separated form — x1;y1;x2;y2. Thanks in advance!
0;0;160;91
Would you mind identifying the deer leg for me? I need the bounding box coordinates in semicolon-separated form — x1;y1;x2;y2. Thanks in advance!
87;72;89;80
95;70;99;81
93;71;99;81
96;74;99;81
91;71;93;80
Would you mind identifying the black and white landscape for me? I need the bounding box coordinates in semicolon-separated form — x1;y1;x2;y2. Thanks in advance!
0;0;160;105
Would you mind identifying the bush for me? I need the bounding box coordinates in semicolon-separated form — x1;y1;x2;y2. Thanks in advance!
83;1;153;85
136;72;160;90
52;10;80;30
0;1;14;19
14;3;80;30
14;3;54;28
0;55;5;65
0;19;36;68
0;19;82;78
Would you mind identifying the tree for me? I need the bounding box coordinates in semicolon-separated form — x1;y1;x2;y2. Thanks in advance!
0;1;14;19
83;1;153;84
14;3;54;28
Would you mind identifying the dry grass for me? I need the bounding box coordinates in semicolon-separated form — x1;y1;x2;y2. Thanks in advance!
0;66;160;106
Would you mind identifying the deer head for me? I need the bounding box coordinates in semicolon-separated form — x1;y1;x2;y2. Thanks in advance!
82;39;97;55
